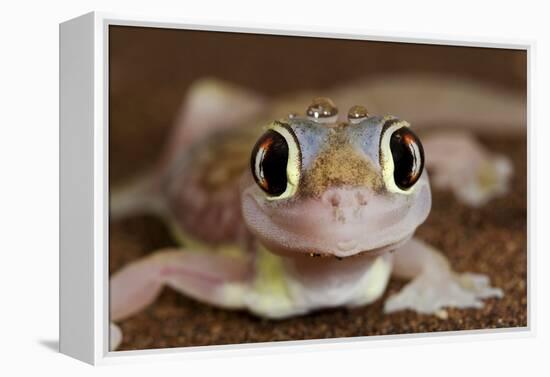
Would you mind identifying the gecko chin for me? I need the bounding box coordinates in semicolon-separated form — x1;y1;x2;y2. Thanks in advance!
263;233;413;259
241;184;431;259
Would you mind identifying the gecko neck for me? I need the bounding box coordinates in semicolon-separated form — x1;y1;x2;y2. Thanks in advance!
279;251;392;289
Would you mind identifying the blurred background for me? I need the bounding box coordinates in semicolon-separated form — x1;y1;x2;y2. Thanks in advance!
109;26;526;351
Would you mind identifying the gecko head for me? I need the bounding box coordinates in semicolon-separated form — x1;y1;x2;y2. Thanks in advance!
241;98;432;259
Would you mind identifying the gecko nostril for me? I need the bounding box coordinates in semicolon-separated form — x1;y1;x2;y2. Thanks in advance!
356;192;368;206
329;193;341;207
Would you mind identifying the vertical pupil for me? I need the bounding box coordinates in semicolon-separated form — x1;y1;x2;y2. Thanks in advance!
251;130;289;196
390;128;424;190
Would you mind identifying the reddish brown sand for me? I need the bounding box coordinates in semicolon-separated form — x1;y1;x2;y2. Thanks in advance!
108;26;527;351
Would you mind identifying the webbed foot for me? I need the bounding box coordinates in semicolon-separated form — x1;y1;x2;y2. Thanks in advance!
109;249;252;350
384;269;503;317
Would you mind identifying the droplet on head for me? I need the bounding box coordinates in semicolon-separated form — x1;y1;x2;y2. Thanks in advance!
347;105;369;124
306;97;338;124
287;112;298;119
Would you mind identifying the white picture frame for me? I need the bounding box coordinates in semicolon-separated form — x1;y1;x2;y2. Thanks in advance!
59;11;534;365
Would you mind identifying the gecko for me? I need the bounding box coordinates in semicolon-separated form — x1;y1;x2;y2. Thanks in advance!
109;74;524;350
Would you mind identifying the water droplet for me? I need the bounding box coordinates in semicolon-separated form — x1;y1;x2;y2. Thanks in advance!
347;105;369;124
306;97;338;123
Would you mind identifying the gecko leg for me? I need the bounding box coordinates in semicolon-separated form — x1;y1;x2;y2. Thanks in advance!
422;130;512;207
160;78;266;167
384;238;502;317
109;249;252;350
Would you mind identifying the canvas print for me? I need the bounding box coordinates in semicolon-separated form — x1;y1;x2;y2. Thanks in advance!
108;26;527;351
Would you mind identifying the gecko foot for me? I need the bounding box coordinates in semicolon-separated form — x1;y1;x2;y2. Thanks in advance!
423;131;513;207
384;270;503;316
438;155;512;207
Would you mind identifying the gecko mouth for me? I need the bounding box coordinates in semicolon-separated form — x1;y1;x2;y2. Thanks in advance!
301;233;412;259
242;183;430;260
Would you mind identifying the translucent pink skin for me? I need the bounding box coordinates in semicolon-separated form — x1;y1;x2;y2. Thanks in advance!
110;251;252;322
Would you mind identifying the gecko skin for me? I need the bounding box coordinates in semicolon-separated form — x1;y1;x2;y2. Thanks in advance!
109;76;518;350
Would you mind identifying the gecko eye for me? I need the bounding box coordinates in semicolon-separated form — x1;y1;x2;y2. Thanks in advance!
250;122;301;199
390;127;424;189
380;121;424;193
